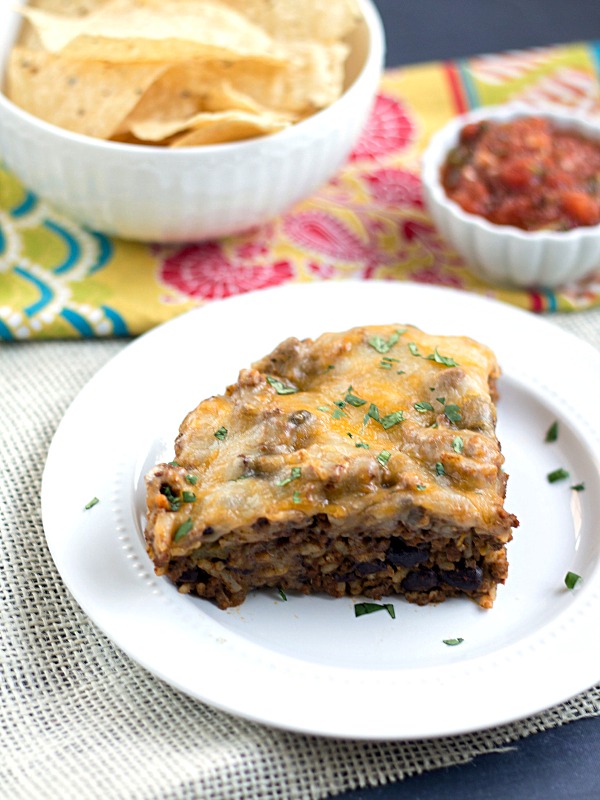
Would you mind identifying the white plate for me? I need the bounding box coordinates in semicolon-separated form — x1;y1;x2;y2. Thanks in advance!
42;282;600;740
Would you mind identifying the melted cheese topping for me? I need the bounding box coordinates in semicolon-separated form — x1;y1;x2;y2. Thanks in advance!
145;325;515;564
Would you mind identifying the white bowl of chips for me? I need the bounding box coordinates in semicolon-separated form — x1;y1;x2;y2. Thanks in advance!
0;0;384;242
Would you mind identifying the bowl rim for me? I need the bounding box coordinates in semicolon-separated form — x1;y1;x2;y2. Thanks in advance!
0;0;385;157
421;101;600;242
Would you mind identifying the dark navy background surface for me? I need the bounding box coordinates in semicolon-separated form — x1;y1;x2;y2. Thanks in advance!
335;3;600;799
374;0;600;66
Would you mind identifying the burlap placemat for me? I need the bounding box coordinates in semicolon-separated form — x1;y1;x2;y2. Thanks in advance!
1;311;600;800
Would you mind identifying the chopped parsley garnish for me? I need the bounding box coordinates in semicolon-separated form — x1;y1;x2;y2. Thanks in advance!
365;403;380;424
443;638;464;646
377;449;391;467
322;399;346;419
181;491;196;503
435;462;445;476
367;329;406;354
414;401;434;413
185;474;198;485
173;518;193;542
545;420;559;443
84;497;99;510
276;466;302;486
564;571;582;590
381;410;405;429
266;376;299;395
368;336;389;354
168;461;180;467
278;587;288;601
547;467;570;483
354;602;395;619
427;348;459;367
161;484;181;511
292;490;301;504
361;403;405;430
348;433;369;449
571;482;585;491
214;426;228;441
444;404;462;424
379;361;392;370
408;344;458;366
416;484;427;491
345;388;366;407
452;436;464;453
436;397;446;405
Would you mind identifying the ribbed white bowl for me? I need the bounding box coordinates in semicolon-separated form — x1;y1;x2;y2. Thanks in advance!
0;0;384;242
421;103;600;289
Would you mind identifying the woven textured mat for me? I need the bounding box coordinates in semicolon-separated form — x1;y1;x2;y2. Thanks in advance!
2;317;600;799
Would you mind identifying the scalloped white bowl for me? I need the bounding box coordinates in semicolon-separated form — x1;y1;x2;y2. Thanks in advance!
421;103;600;289
0;0;384;242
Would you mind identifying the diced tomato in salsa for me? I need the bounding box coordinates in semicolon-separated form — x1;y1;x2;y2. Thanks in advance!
441;116;600;231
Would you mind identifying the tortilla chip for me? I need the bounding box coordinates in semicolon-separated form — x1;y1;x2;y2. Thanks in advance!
226;41;349;114
19;0;286;62
5;46;168;138
130;109;290;145
26;0;108;14
200;80;282;116
115;60;278;136
218;0;361;42
118;40;346;139
113;64;204;136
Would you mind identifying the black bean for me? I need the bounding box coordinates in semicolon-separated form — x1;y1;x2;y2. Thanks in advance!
178;567;210;584
441;564;483;591
355;561;386;576
331;571;354;582
387;537;429;568
401;568;439;592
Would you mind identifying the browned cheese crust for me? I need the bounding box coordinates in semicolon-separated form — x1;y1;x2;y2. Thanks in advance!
144;325;519;609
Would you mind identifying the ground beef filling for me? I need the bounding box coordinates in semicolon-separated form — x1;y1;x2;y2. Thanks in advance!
163;519;509;610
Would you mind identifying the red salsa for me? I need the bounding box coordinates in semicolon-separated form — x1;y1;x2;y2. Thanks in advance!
441;116;600;231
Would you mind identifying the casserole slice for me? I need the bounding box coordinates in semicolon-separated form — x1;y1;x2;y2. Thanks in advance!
145;324;518;609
